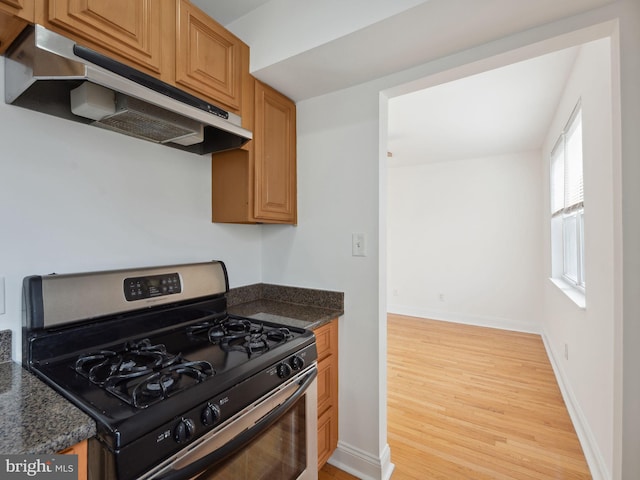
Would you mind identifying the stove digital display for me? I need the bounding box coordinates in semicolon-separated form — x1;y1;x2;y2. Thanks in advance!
124;273;182;301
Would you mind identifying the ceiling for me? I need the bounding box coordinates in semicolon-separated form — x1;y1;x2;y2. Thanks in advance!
190;0;609;165
387;46;579;166
191;0;271;26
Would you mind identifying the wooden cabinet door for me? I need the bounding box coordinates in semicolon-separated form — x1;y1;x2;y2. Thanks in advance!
43;0;172;78
176;0;243;112
0;0;33;53
0;12;26;53
59;439;88;480
253;80;297;223
0;0;33;19
314;319;339;469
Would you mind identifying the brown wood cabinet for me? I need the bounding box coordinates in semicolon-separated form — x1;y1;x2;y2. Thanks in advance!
212;77;297;224
0;0;32;19
175;0;246;113
59;439;88;480
33;0;247;114
314;318;339;469
0;0;32;54
37;0;174;80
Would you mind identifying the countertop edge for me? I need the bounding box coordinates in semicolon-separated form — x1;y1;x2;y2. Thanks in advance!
227;283;344;331
0;361;97;455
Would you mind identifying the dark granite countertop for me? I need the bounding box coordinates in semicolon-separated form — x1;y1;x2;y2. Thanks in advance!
0;364;97;454
0;330;96;455
227;283;344;330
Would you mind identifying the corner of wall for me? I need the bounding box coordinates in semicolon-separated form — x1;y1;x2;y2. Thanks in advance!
540;331;611;480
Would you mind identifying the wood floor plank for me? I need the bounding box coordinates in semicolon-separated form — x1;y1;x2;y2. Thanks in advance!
320;314;591;480
387;314;591;480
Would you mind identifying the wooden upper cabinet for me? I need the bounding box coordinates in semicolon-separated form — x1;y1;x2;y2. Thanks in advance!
253;80;297;223
211;78;297;225
31;0;246;112
0;0;33;54
38;0;174;79
0;0;33;19
175;0;245;112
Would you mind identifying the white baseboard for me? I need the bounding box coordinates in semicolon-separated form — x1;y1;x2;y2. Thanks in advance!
540;332;610;480
387;304;541;334
327;441;395;480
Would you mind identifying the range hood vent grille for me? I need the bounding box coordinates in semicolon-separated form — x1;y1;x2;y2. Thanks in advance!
95;95;202;144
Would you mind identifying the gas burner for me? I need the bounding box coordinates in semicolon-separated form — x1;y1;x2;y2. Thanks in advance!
75;339;214;408
186;316;294;357
221;326;294;357
108;360;214;409
266;327;293;343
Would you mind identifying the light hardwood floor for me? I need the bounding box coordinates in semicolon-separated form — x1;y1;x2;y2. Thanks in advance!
319;314;591;480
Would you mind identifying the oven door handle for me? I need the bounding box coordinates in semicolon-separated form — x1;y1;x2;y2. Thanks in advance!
156;367;317;480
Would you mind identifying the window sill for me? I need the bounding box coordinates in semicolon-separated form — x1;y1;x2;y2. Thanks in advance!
549;277;586;309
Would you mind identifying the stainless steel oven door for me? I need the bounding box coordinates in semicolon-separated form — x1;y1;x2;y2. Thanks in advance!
141;364;318;480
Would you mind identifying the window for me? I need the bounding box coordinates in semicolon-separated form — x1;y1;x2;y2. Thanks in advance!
550;103;584;290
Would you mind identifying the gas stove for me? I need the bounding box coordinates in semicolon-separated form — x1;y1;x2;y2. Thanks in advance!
22;261;318;480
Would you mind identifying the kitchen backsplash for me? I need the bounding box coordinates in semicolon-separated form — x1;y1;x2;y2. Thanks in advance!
227;283;343;311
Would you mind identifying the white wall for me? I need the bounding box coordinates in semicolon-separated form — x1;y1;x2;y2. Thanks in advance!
262;83;388;477
0;60;264;361
541;38;615;478
259;2;640;480
387;152;543;333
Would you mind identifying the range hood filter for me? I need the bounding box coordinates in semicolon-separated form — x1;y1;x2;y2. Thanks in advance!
95;94;204;145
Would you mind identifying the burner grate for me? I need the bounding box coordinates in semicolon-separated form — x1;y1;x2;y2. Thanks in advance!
187;315;294;357
74;338;214;408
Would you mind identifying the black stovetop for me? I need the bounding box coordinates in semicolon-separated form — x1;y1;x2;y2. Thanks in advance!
26;296;315;449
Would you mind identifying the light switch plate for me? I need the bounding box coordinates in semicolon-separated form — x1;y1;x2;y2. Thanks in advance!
352;233;366;256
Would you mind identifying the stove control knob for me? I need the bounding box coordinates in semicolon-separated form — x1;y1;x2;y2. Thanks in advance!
174;417;195;443
277;362;292;379
201;403;221;427
290;355;305;371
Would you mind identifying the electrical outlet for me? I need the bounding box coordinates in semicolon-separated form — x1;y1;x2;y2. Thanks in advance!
438;293;445;302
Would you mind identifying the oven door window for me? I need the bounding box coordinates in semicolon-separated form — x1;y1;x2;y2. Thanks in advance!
196;399;306;480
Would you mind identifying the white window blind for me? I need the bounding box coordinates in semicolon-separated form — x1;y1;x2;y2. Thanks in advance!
564;111;583;211
551;107;583;216
550;140;564;215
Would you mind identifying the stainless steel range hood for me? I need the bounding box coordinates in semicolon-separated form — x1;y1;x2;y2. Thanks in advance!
4;25;252;155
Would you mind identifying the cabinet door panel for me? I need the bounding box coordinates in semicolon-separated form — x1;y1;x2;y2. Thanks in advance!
318;358;336;415
46;0;166;76
1;0;26;11
0;0;33;52
0;0;32;19
176;0;241;111
318;408;338;469
59;439;88;480
0;11;27;53
254;81;296;223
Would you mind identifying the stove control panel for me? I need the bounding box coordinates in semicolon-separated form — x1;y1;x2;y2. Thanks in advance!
124;273;182;301
128;344;318;465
